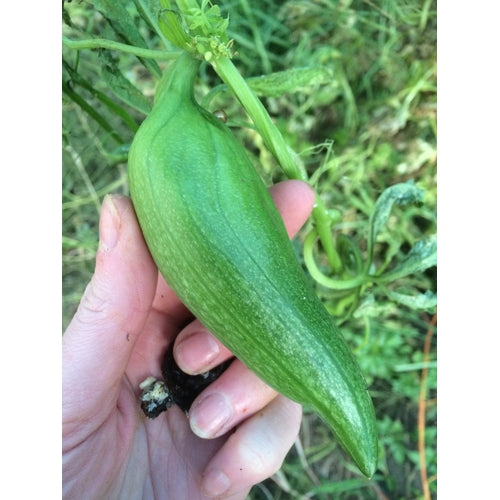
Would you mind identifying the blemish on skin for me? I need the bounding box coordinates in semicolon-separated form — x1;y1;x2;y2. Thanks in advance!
126;333;130;342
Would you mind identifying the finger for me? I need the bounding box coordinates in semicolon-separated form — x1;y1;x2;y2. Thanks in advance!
188;360;277;439
63;195;158;424
173;179;315;374
267;179;315;238
173;319;233;374
200;396;302;499
151;272;192;322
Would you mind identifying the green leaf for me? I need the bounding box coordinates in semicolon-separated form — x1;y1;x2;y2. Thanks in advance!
158;0;191;50
89;0;162;78
370;181;424;244
385;288;437;311
63;58;139;133
131;0;172;48
246;66;334;98
309;478;369;495
353;294;398;319
366;180;425;270
63;5;72;27
99;51;152;115
62;79;124;144
379;235;437;282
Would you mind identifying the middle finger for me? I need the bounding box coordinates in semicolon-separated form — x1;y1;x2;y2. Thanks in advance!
188;359;278;439
174;319;234;374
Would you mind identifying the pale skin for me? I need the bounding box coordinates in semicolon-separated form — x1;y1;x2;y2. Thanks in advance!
62;179;316;499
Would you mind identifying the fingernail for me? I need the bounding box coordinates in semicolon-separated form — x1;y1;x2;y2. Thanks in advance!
201;469;231;498
99;195;121;251
190;393;232;439
175;332;220;374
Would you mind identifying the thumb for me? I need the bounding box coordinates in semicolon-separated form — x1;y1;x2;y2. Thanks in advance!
63;195;157;424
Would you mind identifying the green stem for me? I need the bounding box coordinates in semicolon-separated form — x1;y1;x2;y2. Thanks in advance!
353;316;371;353
304;230;365;290
311;205;343;273
62;36;182;61
209;55;343;272
210;56;306;181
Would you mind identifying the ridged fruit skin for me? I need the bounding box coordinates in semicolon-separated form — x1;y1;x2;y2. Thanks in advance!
128;53;378;477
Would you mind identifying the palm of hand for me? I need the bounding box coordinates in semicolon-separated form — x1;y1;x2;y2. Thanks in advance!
63;278;238;499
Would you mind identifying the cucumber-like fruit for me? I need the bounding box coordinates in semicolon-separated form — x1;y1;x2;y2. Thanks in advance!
128;53;378;477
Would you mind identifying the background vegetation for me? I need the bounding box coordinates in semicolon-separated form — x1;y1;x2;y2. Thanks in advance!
63;1;437;498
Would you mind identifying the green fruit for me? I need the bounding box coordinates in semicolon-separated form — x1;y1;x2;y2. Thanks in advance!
128;52;378;477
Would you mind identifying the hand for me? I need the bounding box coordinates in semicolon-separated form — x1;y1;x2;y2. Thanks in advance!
62;180;315;499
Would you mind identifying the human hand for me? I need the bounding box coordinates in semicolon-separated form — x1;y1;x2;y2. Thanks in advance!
62;180;315;499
